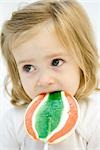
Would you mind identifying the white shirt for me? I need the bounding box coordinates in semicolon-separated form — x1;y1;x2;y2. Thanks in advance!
0;91;100;150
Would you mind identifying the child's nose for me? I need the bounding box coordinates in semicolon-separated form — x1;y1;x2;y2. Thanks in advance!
37;70;55;87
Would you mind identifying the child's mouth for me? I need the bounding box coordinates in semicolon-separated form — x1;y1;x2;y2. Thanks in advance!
39;90;61;95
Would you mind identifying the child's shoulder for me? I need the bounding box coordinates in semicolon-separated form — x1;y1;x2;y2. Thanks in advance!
0;105;28;145
0;105;27;121
0;105;28;132
77;90;100;140
79;90;100;111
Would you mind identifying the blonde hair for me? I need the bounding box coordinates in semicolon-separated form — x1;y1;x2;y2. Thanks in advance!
1;0;98;106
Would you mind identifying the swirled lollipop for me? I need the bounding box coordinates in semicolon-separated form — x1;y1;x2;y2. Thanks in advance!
24;91;80;145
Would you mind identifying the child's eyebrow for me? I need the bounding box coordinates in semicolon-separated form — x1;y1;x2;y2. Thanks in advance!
17;58;35;65
45;52;68;59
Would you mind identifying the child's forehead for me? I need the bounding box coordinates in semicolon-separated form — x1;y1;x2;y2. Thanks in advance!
13;21;65;53
12;19;55;49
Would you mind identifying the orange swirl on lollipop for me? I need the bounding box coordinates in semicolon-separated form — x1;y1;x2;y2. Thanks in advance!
24;91;80;144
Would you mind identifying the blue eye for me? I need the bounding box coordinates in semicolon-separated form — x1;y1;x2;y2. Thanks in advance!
51;59;64;67
23;65;35;73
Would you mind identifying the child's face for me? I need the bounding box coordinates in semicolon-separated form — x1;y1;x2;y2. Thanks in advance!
13;22;80;100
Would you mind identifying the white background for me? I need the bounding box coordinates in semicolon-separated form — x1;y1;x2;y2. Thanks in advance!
0;0;100;117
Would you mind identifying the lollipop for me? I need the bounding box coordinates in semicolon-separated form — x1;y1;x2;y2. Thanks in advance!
24;91;80;145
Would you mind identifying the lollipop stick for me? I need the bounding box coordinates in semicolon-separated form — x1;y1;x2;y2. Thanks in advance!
44;142;48;150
